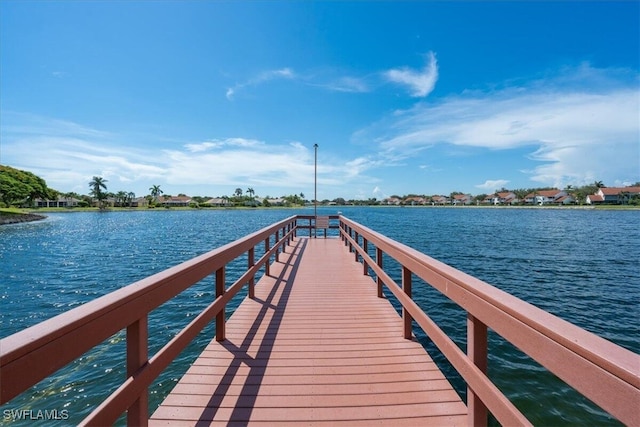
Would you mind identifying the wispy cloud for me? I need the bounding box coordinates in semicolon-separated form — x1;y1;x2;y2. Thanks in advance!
0;112;373;197
226;68;295;100
476;180;510;191
366;64;639;189
385;52;438;97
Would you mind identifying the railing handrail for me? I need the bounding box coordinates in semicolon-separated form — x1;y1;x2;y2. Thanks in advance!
0;215;299;424
339;215;640;426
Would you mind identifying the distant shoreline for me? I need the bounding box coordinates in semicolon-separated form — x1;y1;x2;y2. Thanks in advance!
12;204;640;216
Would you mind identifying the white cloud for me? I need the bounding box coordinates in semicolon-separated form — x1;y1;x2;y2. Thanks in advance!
226;67;296;100
0;112;373;197
475;180;510;191
385;51;438;97
370;64;639;189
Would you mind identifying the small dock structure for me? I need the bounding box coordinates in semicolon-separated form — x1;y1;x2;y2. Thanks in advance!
149;237;466;426
1;215;639;426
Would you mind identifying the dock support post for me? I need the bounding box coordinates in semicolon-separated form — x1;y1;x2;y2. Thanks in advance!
248;247;255;299
402;267;412;340
126;316;148;427
467;314;488;427
376;248;383;298
216;267;226;341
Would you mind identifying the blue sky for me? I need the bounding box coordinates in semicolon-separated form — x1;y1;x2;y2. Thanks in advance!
1;1;638;201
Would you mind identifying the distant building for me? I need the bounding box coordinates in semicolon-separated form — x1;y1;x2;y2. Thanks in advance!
586;186;640;205
452;194;473;205
205;198;232;207
35;197;80;208
159;195;192;207
524;189;567;205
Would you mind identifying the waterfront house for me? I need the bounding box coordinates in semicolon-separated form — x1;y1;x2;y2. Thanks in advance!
452;194;473;205
587;186;640;205
383;197;402;205
35;196;81;208
160;195;192;207
524;189;568;205
404;196;427;205
431;195;449;205
483;192;517;205
205;198;232;207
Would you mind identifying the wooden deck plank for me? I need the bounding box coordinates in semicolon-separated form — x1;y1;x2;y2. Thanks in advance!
150;237;467;426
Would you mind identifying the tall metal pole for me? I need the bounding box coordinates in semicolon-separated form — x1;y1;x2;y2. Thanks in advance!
314;144;318;238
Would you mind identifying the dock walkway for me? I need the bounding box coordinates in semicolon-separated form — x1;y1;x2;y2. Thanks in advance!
150;237;467;426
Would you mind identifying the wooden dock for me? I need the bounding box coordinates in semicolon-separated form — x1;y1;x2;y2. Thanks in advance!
149;237;467;426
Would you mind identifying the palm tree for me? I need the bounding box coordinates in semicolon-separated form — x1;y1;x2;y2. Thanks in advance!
115;191;127;207
127;191;136;207
247;187;255;198
89;176;108;209
149;185;163;203
234;188;243;197
594;181;605;188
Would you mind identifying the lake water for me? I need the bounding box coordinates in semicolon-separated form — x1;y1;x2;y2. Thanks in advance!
1;207;638;425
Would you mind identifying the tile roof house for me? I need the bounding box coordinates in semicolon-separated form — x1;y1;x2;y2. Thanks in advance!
160;195;192;207
35;197;81;208
524;189;567;205
483;192;517;205
384;197;402;205
431;195;449;205
587;186;640;204
404;196;427;205
452;194;473;205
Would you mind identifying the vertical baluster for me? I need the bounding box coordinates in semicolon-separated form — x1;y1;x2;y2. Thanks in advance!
376;248;383;298
402;267;412;340
467;314;488;427
281;226;287;253
354;232;359;262
309;218;312;237
126;317;148;426
248;247;255;299
363;238;369;276
264;237;271;276
216;267;226;342
275;229;280;262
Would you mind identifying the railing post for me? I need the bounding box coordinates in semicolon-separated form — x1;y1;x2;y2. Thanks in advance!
467;314;488;427
216;267;226;341
402;267;412;340
376;248;383;298
248;247;255;299
363;238;369;276
126;316;148;427
309;218;312;237
354;232;359;262
264;237;271;276
275;229;280;262
281;226;287;253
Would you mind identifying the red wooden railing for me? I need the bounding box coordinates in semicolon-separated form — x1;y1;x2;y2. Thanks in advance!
339;216;640;426
1;215;638;426
0;216;298;426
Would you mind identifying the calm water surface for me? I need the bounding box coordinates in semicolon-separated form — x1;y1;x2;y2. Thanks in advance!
1;207;638;425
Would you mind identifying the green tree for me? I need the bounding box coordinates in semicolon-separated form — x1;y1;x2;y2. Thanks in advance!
89;176;108;209
234;188;243;197
127;191;136;207
247;187;255;198
149;185;163;203
0;165;56;207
